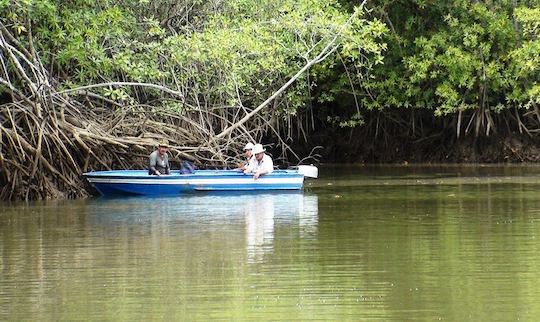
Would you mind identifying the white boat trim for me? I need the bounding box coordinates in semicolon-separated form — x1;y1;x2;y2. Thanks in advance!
87;177;304;185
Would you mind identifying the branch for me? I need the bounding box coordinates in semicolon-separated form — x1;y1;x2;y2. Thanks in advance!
55;82;184;97
215;0;368;140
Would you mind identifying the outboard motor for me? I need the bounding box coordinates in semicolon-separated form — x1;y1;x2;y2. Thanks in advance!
297;165;318;179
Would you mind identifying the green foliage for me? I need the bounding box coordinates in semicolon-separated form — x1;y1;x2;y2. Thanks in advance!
159;0;386;117
507;7;540;105
5;0;538;137
327;111;364;128
1;0;386;119
347;0;540;123
103;87;130;102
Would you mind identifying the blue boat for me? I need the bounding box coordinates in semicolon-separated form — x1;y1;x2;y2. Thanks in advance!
83;167;317;196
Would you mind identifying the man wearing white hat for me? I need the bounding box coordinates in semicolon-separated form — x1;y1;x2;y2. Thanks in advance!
244;144;273;180
237;142;255;171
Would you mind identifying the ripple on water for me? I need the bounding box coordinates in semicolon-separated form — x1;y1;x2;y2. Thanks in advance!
2;166;540;320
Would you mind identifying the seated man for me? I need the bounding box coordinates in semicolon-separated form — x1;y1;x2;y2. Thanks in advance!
148;140;171;175
244;144;273;180
236;142;254;171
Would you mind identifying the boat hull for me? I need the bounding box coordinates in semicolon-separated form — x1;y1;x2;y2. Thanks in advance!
83;170;305;196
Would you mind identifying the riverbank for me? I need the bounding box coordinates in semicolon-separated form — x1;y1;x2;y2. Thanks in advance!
304;132;539;164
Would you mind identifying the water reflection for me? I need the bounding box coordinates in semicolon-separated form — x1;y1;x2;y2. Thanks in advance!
242;193;319;263
86;192;319;264
3;165;540;321
299;194;319;238
244;195;274;263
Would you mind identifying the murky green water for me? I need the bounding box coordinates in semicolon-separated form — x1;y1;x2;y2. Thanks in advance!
1;165;540;321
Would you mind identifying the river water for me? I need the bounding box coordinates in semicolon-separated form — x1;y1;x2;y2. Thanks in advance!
1;165;540;321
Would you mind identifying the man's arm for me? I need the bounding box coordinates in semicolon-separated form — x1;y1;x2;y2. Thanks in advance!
164;154;171;174
149;152;159;175
243;158;255;174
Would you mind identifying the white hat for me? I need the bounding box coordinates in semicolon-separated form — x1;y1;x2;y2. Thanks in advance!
252;143;265;154
243;142;255;151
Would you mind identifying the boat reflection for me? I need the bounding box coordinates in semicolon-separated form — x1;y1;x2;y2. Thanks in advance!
86;192;319;264
243;193;319;262
244;195;275;263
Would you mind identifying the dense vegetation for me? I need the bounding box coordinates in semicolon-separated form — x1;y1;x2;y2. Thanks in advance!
325;0;539;162
0;0;538;199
